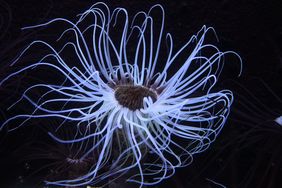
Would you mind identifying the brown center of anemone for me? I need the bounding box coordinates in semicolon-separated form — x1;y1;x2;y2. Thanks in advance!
114;85;157;111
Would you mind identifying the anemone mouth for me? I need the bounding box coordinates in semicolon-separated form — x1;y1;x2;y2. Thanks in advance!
114;85;158;111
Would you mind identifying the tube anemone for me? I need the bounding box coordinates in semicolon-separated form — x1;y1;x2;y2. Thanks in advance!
0;2;241;187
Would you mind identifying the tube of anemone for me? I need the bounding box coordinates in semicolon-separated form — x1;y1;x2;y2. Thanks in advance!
0;2;242;187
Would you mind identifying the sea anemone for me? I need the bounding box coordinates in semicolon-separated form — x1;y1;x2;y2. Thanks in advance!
0;2;241;187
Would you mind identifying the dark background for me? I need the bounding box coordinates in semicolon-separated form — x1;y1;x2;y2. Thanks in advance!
0;0;282;188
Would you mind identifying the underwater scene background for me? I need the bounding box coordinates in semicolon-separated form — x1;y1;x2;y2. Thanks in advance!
0;0;281;188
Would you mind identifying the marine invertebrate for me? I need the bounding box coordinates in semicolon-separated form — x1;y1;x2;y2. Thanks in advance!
0;2;241;187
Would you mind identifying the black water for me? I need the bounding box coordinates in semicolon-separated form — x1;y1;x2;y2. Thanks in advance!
0;0;281;188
